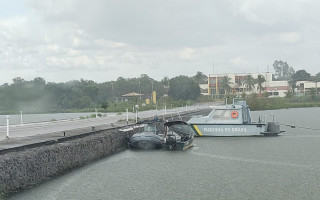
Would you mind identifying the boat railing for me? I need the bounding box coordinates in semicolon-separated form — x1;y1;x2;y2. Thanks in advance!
258;114;276;124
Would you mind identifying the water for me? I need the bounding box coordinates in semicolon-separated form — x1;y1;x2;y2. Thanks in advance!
5;107;320;200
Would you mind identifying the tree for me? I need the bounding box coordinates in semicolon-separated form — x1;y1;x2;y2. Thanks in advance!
291;69;311;81
256;75;266;94
12;77;25;84
161;76;170;95
168;76;200;100
101;102;109;113
243;75;255;92
273;60;295;80
314;72;320;95
288;79;297;95
309;88;316;99
192;71;208;84
221;76;232;95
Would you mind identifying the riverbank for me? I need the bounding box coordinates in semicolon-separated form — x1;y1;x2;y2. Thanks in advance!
245;96;320;111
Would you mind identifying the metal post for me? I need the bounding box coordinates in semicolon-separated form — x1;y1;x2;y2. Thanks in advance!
95;108;97;118
164;105;167;114
6;115;9;139
186;105;188;111
135;110;138;123
126;109;129;124
139;82;141;100
20;110;23;125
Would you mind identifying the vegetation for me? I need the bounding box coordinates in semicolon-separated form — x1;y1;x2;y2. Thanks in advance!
256;75;266;94
243;75;255;92
168;76;201;101
245;94;320;111
192;71;208;84
221;76;232;95
0;74;200;114
1;61;319;115
273;60;295;80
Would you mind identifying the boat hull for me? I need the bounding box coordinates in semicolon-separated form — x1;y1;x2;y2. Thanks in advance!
162;138;193;150
129;134;164;149
190;124;267;136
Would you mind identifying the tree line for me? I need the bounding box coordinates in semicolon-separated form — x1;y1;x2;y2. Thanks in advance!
0;73;203;113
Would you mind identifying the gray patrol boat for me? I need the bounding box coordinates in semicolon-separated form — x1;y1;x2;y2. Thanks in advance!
188;100;284;136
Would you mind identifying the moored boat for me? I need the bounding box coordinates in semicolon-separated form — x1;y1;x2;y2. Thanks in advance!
188;100;284;136
128;119;165;150
162;121;194;150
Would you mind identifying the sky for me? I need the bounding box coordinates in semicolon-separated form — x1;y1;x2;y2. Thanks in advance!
1;0;320;84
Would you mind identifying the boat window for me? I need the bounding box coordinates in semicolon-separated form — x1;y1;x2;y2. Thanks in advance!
169;124;191;134
212;109;231;120
144;124;156;132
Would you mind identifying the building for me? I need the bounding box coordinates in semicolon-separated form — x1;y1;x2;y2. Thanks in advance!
296;81;320;95
121;92;144;101
207;72;290;98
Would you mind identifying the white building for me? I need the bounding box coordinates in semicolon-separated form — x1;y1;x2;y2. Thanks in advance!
296;81;320;95
207;72;290;97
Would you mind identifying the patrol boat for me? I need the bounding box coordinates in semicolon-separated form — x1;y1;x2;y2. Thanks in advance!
188;100;283;136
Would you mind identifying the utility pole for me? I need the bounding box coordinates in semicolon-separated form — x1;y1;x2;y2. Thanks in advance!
111;83;114;100
139;82;141;99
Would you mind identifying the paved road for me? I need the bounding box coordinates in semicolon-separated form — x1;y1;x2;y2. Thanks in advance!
0;104;213;141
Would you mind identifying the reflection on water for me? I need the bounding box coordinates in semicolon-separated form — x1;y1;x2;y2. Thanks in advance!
5;107;320;200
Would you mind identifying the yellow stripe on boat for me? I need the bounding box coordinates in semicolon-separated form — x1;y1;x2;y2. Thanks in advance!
193;125;203;136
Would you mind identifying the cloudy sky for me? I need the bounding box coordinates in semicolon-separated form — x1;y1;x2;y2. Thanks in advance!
1;0;319;84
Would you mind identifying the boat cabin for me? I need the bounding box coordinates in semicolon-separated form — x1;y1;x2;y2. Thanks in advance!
189;101;252;125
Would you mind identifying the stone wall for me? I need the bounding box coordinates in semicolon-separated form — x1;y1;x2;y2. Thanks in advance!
0;128;135;194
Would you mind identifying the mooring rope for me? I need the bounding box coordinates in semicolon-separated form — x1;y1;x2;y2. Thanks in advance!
279;124;320;131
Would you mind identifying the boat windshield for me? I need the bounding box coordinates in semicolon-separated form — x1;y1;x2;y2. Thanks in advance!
168;124;192;135
144;124;156;133
212;109;231;120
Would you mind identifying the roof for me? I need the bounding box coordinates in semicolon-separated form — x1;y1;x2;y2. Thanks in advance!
121;92;144;97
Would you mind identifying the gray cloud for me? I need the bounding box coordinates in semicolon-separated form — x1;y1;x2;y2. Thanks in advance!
1;0;320;84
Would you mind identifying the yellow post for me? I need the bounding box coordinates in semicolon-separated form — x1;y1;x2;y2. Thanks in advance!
152;91;156;104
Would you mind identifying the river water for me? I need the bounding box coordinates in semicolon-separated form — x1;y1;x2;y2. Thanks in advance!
5;107;320;200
